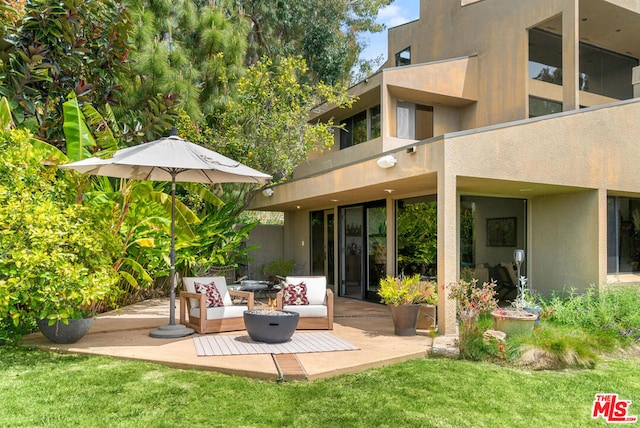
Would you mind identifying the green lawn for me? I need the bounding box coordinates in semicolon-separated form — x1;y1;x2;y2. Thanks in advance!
1;346;638;427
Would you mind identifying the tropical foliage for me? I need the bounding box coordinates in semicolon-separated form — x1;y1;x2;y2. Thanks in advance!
0;0;392;343
0;128;122;335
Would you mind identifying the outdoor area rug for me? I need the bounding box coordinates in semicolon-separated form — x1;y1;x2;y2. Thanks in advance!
193;332;359;356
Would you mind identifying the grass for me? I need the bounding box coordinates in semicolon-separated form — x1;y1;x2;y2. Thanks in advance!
1;346;639;427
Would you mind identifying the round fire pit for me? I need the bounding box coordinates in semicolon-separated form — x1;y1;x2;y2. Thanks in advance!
243;309;299;343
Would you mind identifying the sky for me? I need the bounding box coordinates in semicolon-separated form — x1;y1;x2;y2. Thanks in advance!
358;0;421;64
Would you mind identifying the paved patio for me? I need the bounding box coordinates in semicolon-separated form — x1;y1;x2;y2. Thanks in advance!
21;297;458;381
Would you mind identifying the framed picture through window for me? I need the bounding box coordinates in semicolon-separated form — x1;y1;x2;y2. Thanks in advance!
486;217;517;247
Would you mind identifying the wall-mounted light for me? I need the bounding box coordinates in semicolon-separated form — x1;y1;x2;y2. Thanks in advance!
377;155;397;169
262;188;274;197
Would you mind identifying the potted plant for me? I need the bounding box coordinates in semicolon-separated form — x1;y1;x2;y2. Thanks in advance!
34;266;120;344
378;274;436;336
490;276;538;336
511;276;542;325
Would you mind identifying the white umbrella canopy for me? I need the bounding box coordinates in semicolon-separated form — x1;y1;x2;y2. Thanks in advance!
61;135;272;338
62;135;272;184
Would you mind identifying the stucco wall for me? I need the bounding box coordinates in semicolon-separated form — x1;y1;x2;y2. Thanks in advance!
246;224;284;280
531;191;600;295
284;211;311;274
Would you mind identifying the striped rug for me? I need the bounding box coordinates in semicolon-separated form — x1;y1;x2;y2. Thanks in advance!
193;332;359;356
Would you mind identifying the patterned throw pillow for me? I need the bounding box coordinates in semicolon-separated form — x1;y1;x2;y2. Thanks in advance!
283;282;309;305
194;281;225;308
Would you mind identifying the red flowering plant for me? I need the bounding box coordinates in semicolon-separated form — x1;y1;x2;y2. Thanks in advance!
448;279;498;339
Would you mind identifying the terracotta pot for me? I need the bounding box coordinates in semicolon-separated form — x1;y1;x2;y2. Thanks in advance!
388;304;421;336
37;317;94;344
491;309;536;337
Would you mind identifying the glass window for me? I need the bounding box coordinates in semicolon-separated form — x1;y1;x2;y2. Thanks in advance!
339;116;353;149
340;106;381;149
459;196;527;303
370;105;381;139
352;111;367;145
580;43;638;100
396;102;413;139
396;196;437;279
607;196;640;273
396;102;433;139
529;27;638;100
395;47;411;67
529;96;562;118
529;29;563;85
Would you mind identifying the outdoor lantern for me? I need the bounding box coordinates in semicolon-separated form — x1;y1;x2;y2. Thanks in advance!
514;249;525;264
514;249;525;286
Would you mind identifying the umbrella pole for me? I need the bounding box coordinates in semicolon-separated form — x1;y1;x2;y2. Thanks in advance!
150;173;194;338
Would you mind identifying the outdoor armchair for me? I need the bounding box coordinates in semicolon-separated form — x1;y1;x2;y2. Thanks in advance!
276;276;333;330
180;276;254;334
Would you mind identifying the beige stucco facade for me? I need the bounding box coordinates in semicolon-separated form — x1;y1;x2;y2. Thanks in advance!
249;0;640;334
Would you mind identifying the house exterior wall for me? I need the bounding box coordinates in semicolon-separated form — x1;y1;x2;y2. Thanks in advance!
249;0;640;334
246;225;284;280
531;191;600;295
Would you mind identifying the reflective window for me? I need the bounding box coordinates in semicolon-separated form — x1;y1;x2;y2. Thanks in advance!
529;28;638;99
580;43;638;100
370;105;381;139
607;196;640;273
529;96;562;118
339;105;381;149
395;47;411;67
529;29;563;85
396;196;437;279
340;110;366;149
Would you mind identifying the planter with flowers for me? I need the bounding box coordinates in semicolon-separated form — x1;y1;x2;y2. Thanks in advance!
490;276;539;336
378;274;436;336
512;276;542;325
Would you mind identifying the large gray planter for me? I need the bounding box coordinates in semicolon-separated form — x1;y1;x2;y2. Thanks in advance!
389;304;421;336
243;310;299;343
37;318;94;344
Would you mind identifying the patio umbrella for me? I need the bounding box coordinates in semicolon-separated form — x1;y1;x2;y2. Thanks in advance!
60;135;271;338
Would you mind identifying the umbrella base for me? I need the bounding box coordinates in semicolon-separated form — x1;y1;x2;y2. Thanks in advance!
149;324;195;338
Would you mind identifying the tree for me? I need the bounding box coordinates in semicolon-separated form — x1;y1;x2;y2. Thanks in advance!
238;0;392;85
0;0;133;147
182;55;355;203
122;0;250;123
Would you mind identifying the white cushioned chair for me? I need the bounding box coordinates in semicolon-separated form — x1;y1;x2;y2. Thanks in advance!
179;276;254;334
276;276;333;330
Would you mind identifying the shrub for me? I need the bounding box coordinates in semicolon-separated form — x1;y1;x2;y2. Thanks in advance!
543;285;640;344
0;129;121;341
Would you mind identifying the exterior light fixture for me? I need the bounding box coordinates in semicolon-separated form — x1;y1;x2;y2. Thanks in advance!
514;249;525;287
262;188;274;197
377;155;397;169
